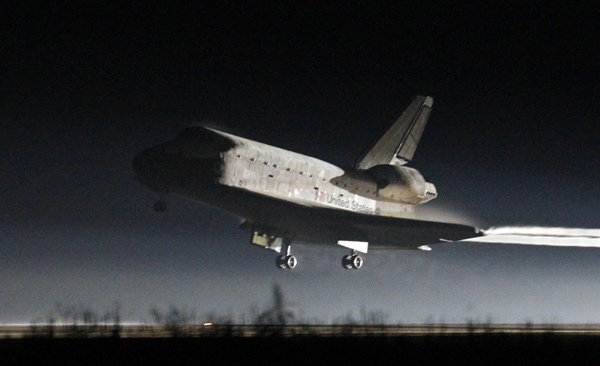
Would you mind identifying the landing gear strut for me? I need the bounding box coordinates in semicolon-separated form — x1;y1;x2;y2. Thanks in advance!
276;239;297;270
342;251;364;269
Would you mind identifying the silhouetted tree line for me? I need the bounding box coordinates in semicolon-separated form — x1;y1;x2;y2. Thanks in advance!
23;284;549;339
28;302;122;338
25;284;386;338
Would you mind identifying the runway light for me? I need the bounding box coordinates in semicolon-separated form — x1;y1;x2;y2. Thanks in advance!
203;322;213;327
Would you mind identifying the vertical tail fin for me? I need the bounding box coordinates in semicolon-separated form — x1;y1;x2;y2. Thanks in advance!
356;96;433;170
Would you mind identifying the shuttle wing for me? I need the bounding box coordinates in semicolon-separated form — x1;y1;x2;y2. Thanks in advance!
281;202;481;250
226;186;481;251
335;211;481;249
462;227;600;248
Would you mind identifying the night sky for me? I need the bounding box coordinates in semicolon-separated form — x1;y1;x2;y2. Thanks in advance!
3;4;600;324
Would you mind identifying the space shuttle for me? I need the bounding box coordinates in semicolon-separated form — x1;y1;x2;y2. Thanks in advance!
133;96;482;270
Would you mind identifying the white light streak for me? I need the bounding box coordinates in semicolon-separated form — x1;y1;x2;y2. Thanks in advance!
464;226;600;248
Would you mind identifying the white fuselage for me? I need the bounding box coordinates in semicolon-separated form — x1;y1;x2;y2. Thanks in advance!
211;129;424;219
132;125;478;253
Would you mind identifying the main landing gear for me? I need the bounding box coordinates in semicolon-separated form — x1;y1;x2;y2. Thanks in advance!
276;254;297;269
276;248;365;270
342;251;364;270
276;240;297;270
248;225;366;270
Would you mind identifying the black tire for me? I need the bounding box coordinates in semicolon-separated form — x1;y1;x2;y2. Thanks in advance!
342;255;353;269
276;255;287;269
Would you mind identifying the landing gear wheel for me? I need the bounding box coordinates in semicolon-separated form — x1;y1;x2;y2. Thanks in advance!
342;254;363;269
285;255;297;269
276;255;287;269
276;255;297;269
342;255;353;269
351;255;363;269
153;201;167;212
